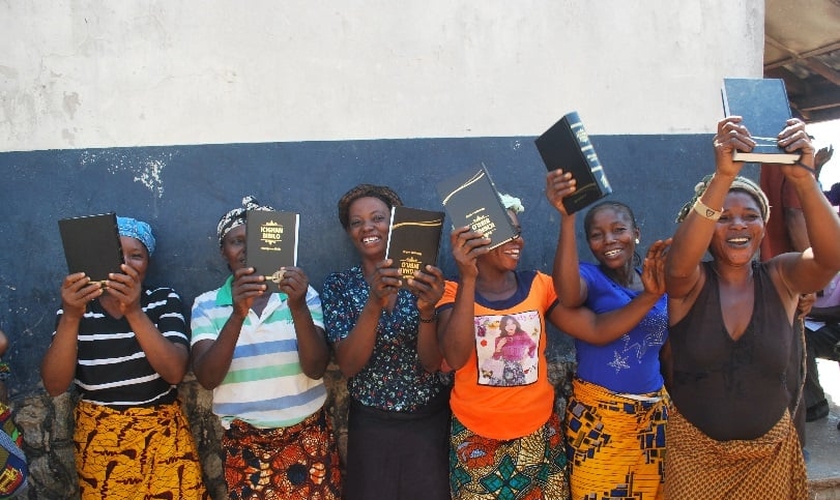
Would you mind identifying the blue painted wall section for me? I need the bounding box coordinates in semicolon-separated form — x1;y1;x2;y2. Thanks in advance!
0;133;716;397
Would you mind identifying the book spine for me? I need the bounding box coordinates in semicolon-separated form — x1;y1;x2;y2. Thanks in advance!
566;113;612;194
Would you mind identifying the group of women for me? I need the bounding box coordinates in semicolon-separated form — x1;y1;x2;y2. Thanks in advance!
38;115;840;500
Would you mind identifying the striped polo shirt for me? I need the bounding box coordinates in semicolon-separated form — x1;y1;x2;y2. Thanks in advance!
190;276;327;429
53;286;189;409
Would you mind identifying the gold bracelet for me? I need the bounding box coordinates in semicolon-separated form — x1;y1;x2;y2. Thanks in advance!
693;199;722;221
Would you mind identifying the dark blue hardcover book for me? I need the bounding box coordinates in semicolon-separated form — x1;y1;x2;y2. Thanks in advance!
721;77;799;164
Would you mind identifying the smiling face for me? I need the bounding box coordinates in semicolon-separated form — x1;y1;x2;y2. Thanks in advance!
220;224;247;272
482;210;523;271
710;190;765;266
586;206;639;272
346;196;391;261
120;236;149;282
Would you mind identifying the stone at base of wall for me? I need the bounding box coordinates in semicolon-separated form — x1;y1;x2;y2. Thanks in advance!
12;357;575;500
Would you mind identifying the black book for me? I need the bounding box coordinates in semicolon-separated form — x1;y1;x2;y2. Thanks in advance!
535;111;613;214
245;209;299;294
435;163;519;250
721;77;800;164
58;212;123;284
385;206;445;286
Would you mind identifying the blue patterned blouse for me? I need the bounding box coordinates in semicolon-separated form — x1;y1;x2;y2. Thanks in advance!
321;266;447;412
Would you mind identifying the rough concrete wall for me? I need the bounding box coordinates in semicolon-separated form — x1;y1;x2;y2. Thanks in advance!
0;1;764;152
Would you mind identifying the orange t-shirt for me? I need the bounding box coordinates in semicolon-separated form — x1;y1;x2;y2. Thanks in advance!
438;270;557;440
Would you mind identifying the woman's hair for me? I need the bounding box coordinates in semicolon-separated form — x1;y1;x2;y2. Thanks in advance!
583;201;641;267
675;174;770;223
337;184;403;229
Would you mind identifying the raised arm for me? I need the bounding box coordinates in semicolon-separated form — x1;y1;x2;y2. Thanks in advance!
437;226;491;370
41;273;103;396
665;117;749;301
106;263;189;385
406;265;445;373
192;267;265;389
546;169;588;307
328;260;402;378
279;267;330;380
772;120;840;293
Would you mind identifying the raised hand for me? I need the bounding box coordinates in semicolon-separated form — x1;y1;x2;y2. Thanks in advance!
545;169;577;216
61;272;103;317
105;263;144;315
276;266;310;306
713;116;753;178
641;238;671;298
407;264;445;312
366;259;402;307
230;266;266;318
777;118;816;179
450;226;491;280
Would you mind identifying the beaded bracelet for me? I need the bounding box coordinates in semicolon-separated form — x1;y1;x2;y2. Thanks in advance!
693;199;722;222
419;313;437;323
0;362;10;381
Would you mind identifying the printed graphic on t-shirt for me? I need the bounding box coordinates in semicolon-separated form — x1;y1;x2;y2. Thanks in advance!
474;311;540;386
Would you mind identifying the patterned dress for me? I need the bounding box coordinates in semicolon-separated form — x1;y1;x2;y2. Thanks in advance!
322;265;450;500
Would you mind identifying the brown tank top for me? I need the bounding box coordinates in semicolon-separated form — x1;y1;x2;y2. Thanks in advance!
668;261;798;441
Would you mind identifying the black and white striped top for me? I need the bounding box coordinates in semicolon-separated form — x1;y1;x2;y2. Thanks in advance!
53;286;190;410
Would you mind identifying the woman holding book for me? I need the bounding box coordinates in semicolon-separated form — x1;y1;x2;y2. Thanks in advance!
436;192;571;499
546;173;671;499
190;196;342;500
41;216;207;500
321;184;450;500
663;117;840;498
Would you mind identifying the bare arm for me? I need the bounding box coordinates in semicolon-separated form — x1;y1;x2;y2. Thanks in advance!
438;226;491;370
406;265;445;373
192;267;266;389
784;208;809;252
546;169;588;307
332;260;402;378
666;117;749;303
550;239;669;345
280;267;330;379
41;273;103;396
773;120;840;294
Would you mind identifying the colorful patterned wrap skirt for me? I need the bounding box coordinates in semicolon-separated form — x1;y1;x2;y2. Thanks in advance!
74;399;208;500
221;407;342;500
565;378;668;500
665;407;807;499
449;412;569;500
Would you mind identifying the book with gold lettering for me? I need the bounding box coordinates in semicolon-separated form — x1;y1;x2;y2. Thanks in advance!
435;163;519;250
245;209;299;294
535;111;612;214
385;206;445;286
58;212;123;285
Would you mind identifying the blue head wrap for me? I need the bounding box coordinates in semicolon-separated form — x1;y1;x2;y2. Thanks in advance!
117;216;156;256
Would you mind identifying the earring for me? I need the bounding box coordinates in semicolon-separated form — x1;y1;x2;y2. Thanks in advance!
635;238;640;244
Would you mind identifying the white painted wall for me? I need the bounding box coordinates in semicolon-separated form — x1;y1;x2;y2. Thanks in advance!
0;1;765;152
